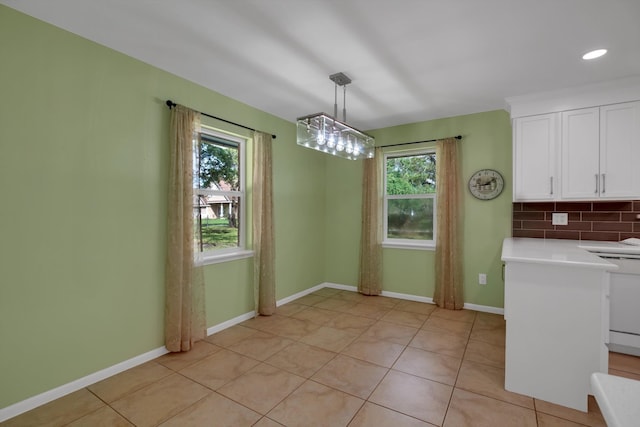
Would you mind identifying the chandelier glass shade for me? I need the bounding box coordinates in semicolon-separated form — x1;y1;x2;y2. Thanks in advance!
296;72;375;160
296;113;375;160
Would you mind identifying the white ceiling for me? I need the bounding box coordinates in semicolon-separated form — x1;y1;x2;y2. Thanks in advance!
3;0;640;130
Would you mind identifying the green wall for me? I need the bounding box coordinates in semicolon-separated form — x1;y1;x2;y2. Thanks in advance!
0;4;512;411
0;6;325;408
325;110;513;307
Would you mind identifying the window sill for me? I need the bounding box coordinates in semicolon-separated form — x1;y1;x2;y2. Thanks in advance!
382;242;435;251
196;249;254;266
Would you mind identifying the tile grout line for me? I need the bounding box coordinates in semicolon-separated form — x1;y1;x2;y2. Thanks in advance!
85;386;137;427
440;312;474;426
285;293;434;423
157;299;518;425
263;291;384;424
13;288;621;426
211;292;370;422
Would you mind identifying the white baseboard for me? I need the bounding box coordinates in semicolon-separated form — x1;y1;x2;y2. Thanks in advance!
2;308;262;421
207;283;336;336
381;290;434;304
1;282;504;422
463;302;504;315
1;283;337;421
276;283;327;306
323;282;504;315
322;282;357;292
0;346;169;422
206;311;256;336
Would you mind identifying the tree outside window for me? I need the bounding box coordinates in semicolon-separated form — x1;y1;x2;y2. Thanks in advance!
193;130;245;255
384;151;436;246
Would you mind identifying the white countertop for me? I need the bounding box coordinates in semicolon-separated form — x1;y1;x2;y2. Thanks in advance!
591;373;640;427
578;240;640;256
501;238;618;270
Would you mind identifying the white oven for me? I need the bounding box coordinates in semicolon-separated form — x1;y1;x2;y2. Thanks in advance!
602;254;640;357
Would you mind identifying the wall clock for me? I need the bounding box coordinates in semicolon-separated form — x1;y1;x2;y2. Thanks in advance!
468;169;504;200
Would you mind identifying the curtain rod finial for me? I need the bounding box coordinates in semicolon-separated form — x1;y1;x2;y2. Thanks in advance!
166;100;176;109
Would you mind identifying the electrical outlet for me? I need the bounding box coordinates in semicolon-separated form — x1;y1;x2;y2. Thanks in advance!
552;212;568;226
479;273;487;285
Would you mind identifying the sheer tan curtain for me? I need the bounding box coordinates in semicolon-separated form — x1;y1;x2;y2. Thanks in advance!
433;138;463;309
253;131;276;315
358;147;383;296
165;105;206;352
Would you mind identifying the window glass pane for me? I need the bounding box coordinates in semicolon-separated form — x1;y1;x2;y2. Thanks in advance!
197;136;239;191
193;131;243;256
387;198;434;240
194;195;240;251
386;153;436;195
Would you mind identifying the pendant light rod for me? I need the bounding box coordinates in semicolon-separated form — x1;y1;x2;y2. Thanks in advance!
333;83;338;119
329;72;352;121
343;85;347;122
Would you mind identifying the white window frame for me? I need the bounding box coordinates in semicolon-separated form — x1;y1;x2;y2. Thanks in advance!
194;126;252;265
382;148;437;250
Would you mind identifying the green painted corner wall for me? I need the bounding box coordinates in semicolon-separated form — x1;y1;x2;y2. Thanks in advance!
0;5;325;408
0;4;512;411
324;110;513;307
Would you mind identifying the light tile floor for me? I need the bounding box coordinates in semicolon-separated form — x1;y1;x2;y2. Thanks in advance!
4;288;640;426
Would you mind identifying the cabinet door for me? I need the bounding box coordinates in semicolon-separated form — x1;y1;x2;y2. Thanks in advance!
513;113;558;201
561;108;600;199
599;101;640;199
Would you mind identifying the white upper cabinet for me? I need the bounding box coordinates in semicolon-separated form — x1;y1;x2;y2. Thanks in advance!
512;101;640;202
599;101;640;199
561;108;600;199
507;77;640;202
513;113;559;201
561;102;640;200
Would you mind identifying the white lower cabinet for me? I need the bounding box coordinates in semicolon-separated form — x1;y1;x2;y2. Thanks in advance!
504;261;609;412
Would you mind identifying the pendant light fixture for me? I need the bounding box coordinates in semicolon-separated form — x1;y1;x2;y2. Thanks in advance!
296;72;375;160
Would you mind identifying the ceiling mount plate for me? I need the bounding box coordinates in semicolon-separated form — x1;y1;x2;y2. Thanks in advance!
329;72;351;86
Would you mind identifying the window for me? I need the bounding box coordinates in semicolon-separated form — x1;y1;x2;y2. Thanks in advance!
383;149;437;249
193;127;250;263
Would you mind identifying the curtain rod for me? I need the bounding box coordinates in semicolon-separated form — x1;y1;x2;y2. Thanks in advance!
379;134;462;149
165;100;276;139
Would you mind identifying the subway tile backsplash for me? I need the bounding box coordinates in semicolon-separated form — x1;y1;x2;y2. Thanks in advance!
512;201;640;241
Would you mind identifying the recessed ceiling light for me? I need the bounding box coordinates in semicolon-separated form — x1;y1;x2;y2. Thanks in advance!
582;49;607;60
